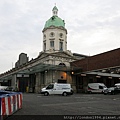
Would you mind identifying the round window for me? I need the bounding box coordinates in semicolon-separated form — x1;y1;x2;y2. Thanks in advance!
50;32;55;37
59;33;63;38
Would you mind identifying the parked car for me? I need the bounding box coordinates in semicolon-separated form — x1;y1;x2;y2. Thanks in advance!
5;86;17;92
0;86;8;91
103;83;120;95
115;83;120;88
87;83;107;93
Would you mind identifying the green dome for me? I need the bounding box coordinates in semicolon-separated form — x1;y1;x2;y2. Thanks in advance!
44;16;65;29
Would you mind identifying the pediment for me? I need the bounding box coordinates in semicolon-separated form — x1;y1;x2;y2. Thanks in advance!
37;51;76;60
51;52;73;58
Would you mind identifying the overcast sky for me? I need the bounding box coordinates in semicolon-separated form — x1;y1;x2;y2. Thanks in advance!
0;0;120;73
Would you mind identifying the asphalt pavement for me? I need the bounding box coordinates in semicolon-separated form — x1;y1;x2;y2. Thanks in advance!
6;93;120;120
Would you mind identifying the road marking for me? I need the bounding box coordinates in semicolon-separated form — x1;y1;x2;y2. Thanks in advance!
41;101;99;107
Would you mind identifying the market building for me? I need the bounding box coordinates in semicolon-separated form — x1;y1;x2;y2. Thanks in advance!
0;6;87;93
0;6;119;93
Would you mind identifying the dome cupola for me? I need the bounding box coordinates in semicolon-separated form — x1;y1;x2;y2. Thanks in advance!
44;6;65;29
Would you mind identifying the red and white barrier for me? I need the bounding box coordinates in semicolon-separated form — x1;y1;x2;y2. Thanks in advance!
8;96;12;115
19;93;22;109
0;92;23;120
1;97;6;116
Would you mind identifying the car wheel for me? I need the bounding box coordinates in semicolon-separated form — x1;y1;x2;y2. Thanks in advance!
88;91;92;94
62;92;67;96
111;91;115;95
44;92;49;96
71;90;73;95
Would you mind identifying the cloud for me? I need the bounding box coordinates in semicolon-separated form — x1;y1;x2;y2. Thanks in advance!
66;0;120;55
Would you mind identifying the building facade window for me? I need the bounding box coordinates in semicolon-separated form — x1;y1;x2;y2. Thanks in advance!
50;32;55;37
44;42;46;51
43;34;46;39
50;41;54;47
59;33;63;38
59;42;63;51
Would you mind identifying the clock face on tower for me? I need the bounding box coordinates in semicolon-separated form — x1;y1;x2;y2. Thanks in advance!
59;33;63;38
50;32;55;37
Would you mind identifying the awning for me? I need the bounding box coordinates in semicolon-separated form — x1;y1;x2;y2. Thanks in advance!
18;63;81;74
86;71;120;78
0;63;81;81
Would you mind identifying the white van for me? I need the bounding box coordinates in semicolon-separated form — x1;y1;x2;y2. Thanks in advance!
41;83;73;96
87;83;107;93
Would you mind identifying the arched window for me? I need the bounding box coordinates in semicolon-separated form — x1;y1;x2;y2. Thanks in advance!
59;63;66;66
50;41;54;47
44;42;46;51
59;42;63;51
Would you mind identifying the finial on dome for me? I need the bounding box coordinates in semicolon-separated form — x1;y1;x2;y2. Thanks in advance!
52;5;58;16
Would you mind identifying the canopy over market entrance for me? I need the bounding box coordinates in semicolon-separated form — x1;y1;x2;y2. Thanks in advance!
0;63;81;81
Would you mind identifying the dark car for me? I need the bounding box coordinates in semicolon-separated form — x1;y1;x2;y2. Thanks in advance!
103;86;120;95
